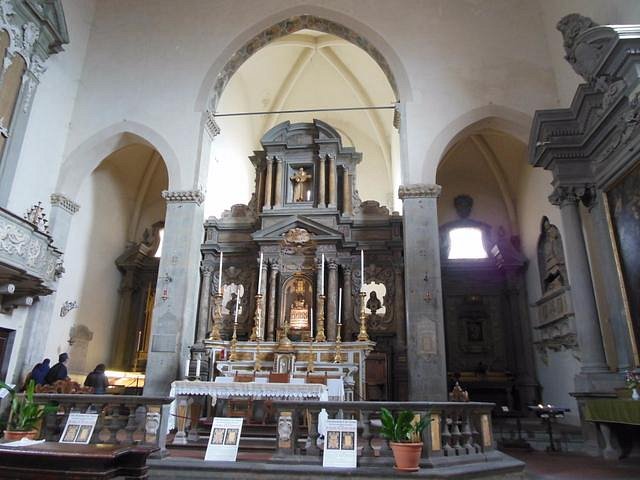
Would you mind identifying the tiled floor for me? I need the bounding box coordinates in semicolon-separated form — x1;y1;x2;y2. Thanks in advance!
504;449;640;480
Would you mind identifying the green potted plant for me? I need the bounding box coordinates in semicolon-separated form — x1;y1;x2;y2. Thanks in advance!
379;407;427;471
0;379;56;440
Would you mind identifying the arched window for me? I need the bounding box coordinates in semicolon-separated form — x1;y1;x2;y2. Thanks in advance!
154;228;165;258
447;227;487;259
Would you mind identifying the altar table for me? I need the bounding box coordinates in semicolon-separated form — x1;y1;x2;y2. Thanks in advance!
169;380;329;434
583;398;640;460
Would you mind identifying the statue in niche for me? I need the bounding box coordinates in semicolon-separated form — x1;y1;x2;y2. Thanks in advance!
288;278;309;330
366;291;382;316
290;167;312;202
225;292;239;314
537;216;567;293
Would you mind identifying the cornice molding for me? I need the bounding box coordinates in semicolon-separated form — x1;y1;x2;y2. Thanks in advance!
50;193;79;214
162;189;205;205
398;183;441;199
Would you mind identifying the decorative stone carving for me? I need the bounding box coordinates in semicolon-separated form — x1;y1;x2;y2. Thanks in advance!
277;412;293;449
556;14;600;81
162;189;205;205
597;91;640;163
50;193;80;215
355;200;389;217
59;300;78;317
283;227;311;245
537;217;567;293
23;201;49;233
398;183;442;199
220;203;254;219
548;185;595;208
67;323;94;374
204;110;221;139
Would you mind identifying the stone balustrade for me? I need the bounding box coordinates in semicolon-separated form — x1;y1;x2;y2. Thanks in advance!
271;400;497;467
33;394;173;457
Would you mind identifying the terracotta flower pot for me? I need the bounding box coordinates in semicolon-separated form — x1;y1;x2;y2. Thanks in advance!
3;429;39;441
390;441;423;471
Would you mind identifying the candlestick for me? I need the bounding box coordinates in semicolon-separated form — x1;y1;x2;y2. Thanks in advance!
257;252;264;293
195;358;201;379
360;249;365;291
136;330;142;352
218;251;223;294
321;253;325;295
315;295;326;342
229;321;238;361
208;292;223;340
307;336;315;373
250;293;263;341
357;291;370;341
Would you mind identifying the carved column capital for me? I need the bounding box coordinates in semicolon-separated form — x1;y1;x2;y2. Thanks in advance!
548;185;595;208
162;189;205;205
200;263;215;275
270;262;280;273
328;260;338;270
398;183;442;199
50;193;80;214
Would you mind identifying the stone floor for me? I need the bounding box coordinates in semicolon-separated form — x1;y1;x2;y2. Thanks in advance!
504;449;640;479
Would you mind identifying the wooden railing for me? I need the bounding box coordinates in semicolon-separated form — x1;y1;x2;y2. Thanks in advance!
33;394;173;457
271;400;496;467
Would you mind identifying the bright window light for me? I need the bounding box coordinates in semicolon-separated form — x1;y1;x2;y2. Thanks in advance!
154;228;165;258
448;227;487;259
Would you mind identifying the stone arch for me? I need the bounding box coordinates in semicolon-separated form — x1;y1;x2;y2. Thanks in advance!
425;105;533;182
57;121;181;199
195;5;412;112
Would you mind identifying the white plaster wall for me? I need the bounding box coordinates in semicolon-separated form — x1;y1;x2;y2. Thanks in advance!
6;0;96;215
537;0;640;107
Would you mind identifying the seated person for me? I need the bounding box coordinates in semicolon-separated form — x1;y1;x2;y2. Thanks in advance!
45;353;70;385
84;364;110;394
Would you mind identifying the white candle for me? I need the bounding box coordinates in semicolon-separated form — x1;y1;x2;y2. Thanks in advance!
338;288;342;325
310;307;314;338
321;253;325;295
257;252;264;293
195;359;201;378
218;251;223;294
234;294;239;324
136;330;142;352
184;359;190;378
360;249;365;290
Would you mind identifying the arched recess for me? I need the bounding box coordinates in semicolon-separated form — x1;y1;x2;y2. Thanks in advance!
57;121;181;200
195;6;413;112
423;105;533;183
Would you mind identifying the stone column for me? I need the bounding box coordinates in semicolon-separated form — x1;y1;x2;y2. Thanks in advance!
327;260;338;341
342;167;352;216
398;184;447;401
549;186;608;374
328;155;337;208
267;262;279;341
274;156;284;208
318;156;326;208
144;189;205;396
343;266;354;341
15;194;80;382
315;258;323;336
259;260;268;339
196;263;213;343
263;156;273;210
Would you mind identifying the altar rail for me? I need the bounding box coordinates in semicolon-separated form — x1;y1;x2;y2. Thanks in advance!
33;394;173;457
271;400;497;467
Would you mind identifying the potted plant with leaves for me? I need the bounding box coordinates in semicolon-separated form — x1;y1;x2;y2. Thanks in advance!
379;407;427;471
0;379;56;440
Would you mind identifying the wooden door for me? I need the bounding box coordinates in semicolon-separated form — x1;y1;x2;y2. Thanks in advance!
365;352;388;400
0;328;15;380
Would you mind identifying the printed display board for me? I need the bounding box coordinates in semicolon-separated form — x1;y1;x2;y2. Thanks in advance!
205;417;244;461
322;419;357;468
59;413;99;444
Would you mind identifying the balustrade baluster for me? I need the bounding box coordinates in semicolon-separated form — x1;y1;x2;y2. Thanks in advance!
360;410;373;457
462;411;474;454
470;411;482;453
442;411;454;456
305;406;321;456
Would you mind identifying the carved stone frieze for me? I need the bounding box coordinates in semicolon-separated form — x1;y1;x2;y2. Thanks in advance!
283;227;310;245
162;189;205;205
597;92;640;163
50;192;80;215
398;183;442;199
533;287;579;364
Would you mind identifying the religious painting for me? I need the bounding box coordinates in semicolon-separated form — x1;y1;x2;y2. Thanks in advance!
222;283;245;315
466;319;484;342
76;425;93;443
606;161;640;360
326;431;340;450
362;282;386;316
62;425;79;442
211;427;226;445
224;428;239;445
341;431;355;450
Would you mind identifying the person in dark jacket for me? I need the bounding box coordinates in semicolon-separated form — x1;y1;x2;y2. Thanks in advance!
84;364;109;394
45;353;69;385
30;358;50;385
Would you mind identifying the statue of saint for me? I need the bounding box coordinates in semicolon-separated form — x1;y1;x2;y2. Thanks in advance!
225;292;238;314
290;167;312;202
538;217;567;292
366;291;382;316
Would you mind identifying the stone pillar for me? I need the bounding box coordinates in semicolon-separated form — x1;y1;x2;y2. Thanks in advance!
318;156;326;208
267;262;279;341
327;260;338;341
342;167;352;216
328;155;337;208
343;266;354;341
67;324;94;374
274;156;283;208
144;189;205;396
196;263;213;343
398;184;447;401
549;187;608;374
393;263;406;349
15;193;80;382
263;156;273;210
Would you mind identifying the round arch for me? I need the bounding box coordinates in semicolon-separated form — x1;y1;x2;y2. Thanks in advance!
57;121;181;199
422;105;533;183
195;5;413;112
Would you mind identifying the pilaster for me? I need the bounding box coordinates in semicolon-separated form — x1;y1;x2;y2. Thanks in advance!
398;183;447;401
